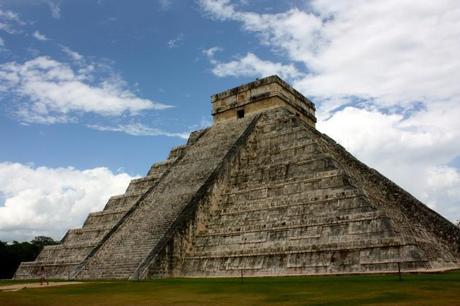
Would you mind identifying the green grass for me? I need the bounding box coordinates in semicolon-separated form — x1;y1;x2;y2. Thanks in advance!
1;271;460;306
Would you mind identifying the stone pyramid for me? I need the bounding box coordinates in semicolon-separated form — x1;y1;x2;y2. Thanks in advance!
15;76;460;280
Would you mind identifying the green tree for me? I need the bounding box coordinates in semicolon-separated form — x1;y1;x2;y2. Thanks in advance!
31;236;58;248
0;236;57;279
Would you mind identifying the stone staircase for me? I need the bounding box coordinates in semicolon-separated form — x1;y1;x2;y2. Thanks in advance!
74;114;260;279
167;109;433;277
13;134;190;280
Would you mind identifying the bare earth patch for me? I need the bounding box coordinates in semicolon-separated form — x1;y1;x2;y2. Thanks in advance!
0;282;84;292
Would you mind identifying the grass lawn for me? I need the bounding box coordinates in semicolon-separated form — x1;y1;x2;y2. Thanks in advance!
1;271;460;306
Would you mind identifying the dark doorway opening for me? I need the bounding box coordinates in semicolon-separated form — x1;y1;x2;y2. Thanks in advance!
237;109;245;119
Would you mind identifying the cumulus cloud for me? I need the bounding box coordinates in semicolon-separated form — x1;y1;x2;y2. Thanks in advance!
209;52;302;79
60;45;83;61
0;162;134;241
318;107;460;221
32;30;48;41
203;46;223;59
88;122;190;139
200;0;322;64
0;56;171;124
0;9;25;34
199;0;460;109
199;0;460;222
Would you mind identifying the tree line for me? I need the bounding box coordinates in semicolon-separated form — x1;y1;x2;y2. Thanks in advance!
0;236;57;279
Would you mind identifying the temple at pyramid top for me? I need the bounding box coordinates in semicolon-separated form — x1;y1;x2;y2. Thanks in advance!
211;75;317;127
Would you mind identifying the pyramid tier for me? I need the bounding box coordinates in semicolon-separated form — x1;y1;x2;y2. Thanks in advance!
13;140;185;279
146;108;460;278
103;192;144;212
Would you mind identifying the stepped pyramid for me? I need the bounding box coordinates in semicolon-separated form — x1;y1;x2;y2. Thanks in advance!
15;76;460;280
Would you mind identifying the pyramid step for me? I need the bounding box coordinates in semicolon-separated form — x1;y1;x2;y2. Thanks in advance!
35;243;94;263
226;171;352;200
215;193;370;219
203;211;383;236
82;209;128;228
35;245;62;261
103;192;144;211
147;158;176;177
125;175;158;194
204;209;381;232
167;144;187;160
187;237;409;258
14;261;81;280
218;188;362;216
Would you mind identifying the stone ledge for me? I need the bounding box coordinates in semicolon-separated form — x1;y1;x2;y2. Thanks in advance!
219;193;364;216
200;213;383;237
185;240;417;259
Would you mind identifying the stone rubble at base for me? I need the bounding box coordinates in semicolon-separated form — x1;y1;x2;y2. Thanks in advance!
14;76;460;280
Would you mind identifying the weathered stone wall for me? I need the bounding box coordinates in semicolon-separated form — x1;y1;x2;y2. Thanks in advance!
74;114;260;280
147;108;460;278
212;76;316;127
311;124;460;268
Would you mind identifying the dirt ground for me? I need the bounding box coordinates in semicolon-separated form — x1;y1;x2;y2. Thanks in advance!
0;282;83;292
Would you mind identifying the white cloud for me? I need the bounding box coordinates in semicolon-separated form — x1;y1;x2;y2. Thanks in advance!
200;0;237;20
167;33;184;48
199;0;460;110
88;123;190;139
0;56;171;124
199;0;323;68
32;30;48;41
60;45;83;61
424;167;460;219
45;0;61;19
210;52;302;79
0;162;134;241
203;46;223;59
318;106;460;222
0;9;25;34
199;0;460;222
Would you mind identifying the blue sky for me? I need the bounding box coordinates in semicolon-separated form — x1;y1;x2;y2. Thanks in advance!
1;0;459;241
0;0;270;174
